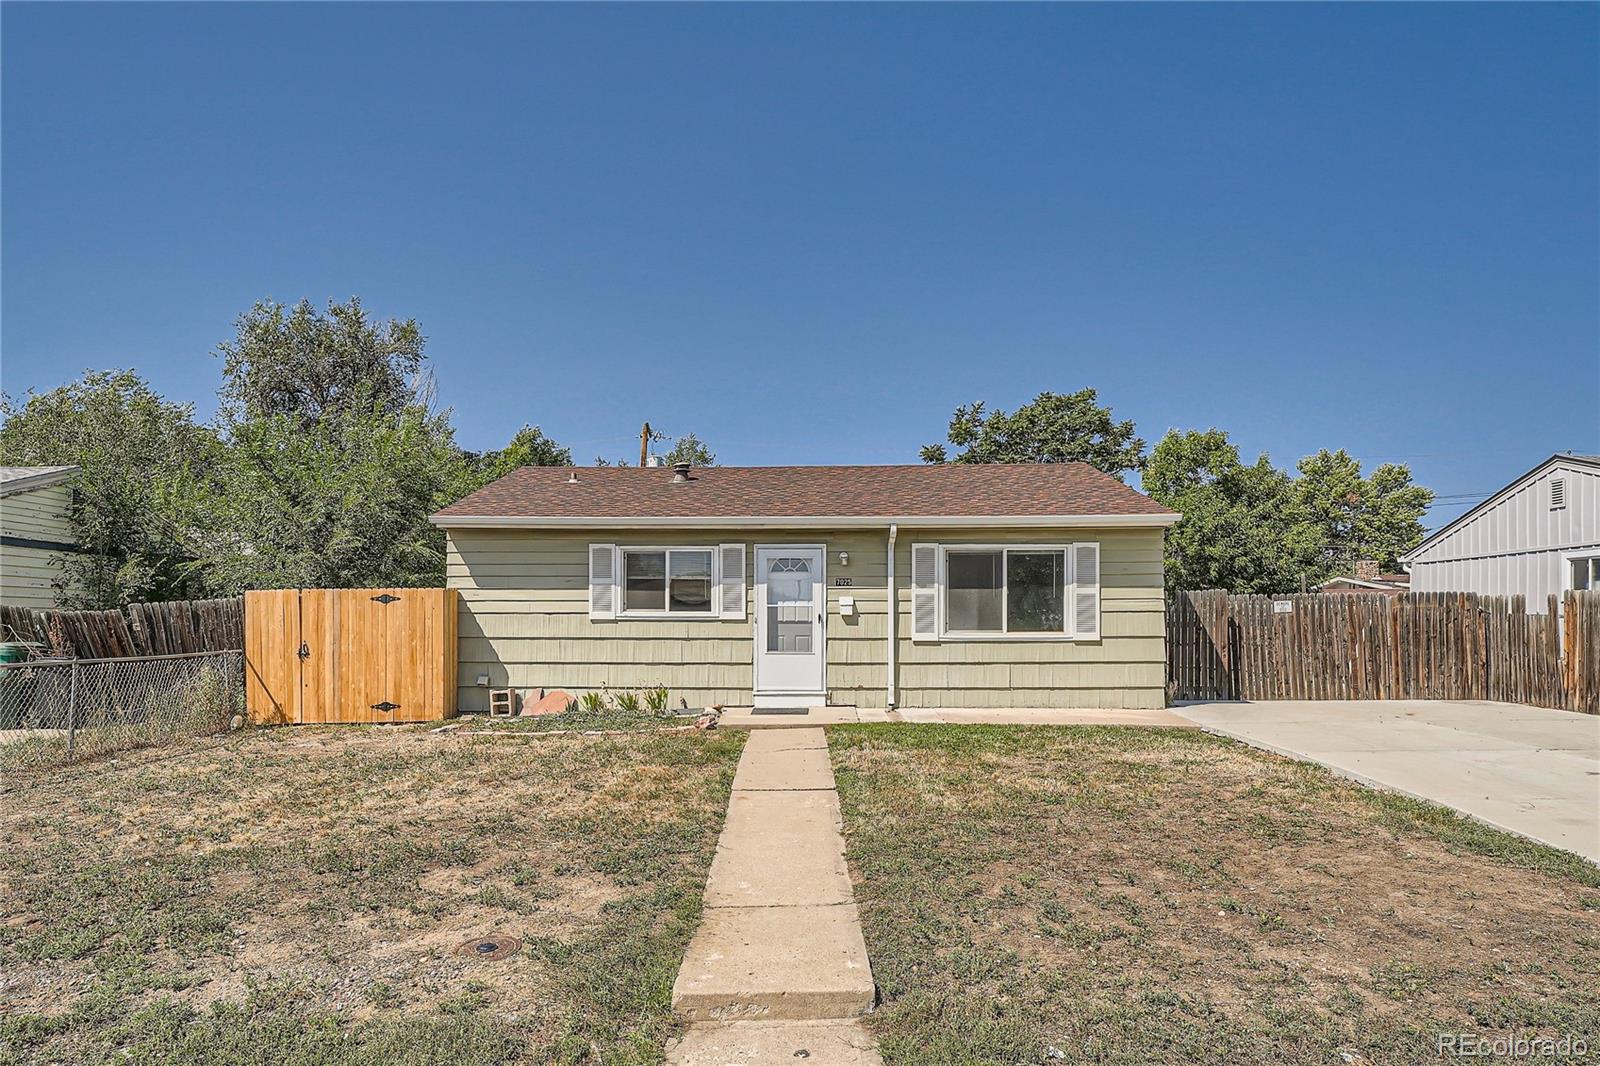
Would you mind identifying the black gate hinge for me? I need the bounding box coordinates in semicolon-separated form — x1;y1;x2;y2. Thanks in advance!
371;594;400;604
371;701;400;712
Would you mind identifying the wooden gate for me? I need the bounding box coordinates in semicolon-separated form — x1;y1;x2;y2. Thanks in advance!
245;588;457;724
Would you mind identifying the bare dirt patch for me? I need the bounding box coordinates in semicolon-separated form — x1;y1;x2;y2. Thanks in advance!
831;724;1600;1066
1;723;744;1065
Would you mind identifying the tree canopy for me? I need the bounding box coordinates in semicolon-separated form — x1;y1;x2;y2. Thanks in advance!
663;432;716;467
0;299;583;605
217;298;425;424
920;389;1146;480
0;371;220;606
1143;430;1433;593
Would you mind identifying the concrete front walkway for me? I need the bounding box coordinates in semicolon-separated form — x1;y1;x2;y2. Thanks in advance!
1176;700;1600;862
668;727;880;1065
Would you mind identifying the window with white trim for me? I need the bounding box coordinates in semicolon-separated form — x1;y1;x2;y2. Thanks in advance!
622;548;716;615
1571;554;1600;592
937;544;1089;639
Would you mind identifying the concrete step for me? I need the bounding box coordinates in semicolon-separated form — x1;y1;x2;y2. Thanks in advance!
704;789;852;908
671;903;875;1021
667;1020;883;1065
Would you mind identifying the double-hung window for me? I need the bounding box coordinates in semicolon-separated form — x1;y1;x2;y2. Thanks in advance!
623;548;715;615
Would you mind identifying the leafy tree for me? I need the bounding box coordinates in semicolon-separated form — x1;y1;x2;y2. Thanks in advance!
595;429;717;468
201;405;467;591
0;371;220;607
1287;449;1432;577
216;297;424;424
1143;429;1299;593
663;432;716;467
1145;432;1435;592
206;298;471;590
464;425;573;485
920;389;1145;480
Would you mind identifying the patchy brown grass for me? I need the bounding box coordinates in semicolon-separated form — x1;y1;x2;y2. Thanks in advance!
830;724;1600;1066
0;724;744;1065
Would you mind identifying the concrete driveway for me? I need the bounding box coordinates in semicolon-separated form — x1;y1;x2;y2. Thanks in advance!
1175;700;1600;863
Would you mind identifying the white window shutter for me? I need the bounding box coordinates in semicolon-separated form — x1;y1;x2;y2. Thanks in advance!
589;543;617;620
911;543;940;642
718;543;746;619
1072;542;1100;640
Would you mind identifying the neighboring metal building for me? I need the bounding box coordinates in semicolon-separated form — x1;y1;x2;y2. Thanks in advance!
1399;454;1600;611
0;466;81;609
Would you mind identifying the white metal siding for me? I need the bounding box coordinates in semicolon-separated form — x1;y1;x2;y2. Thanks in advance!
1407;461;1600;611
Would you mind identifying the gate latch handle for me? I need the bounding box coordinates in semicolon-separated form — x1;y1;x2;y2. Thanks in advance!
297;641;310;660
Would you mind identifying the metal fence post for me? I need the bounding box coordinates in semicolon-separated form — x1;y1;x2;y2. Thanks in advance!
66;659;80;756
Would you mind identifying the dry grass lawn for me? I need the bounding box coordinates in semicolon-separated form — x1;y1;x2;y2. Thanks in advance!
831;724;1600;1066
1;725;744;1066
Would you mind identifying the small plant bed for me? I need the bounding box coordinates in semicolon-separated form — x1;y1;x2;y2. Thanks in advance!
2;724;745;1065
461;688;699;735
830;724;1600;1066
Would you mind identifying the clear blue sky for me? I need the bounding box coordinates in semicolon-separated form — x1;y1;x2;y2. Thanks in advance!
4;3;1596;524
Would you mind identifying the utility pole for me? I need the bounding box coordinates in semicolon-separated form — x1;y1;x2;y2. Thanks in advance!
639;422;651;467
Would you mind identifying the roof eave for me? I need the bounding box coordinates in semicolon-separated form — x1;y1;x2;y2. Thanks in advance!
1399;452;1600;563
430;512;1181;530
0;466;80;498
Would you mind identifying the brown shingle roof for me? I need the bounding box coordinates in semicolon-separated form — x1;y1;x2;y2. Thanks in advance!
433;464;1176;524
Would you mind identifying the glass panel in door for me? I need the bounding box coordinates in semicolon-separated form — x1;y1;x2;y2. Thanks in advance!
765;556;814;653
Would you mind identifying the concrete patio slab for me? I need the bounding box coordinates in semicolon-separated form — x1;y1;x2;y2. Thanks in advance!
730;742;837;791
666;1020;883;1065
704;790;852;908
671;903;875;1021
1177;700;1600;862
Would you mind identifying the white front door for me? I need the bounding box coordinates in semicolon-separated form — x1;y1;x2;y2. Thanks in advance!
754;546;826;701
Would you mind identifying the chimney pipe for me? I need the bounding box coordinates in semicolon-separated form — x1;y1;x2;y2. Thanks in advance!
672;462;692;483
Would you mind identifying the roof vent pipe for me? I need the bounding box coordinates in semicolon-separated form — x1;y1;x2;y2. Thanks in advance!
672;462;692;483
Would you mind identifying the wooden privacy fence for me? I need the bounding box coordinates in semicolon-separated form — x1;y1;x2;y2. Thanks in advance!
0;597;244;658
245;588;457;725
1168;589;1600;714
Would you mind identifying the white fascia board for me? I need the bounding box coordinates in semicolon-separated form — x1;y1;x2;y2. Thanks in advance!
0;466;80;498
1400;453;1600;564
431;512;1182;530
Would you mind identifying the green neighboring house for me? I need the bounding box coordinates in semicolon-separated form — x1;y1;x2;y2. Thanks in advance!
0;466;80;609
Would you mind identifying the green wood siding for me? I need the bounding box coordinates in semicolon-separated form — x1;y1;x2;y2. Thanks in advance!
0;484;75;608
445;525;1167;712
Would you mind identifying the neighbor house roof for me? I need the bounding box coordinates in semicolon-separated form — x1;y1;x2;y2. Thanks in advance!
432;463;1180;529
0;466;78;497
1398;452;1600;564
1316;574;1410;592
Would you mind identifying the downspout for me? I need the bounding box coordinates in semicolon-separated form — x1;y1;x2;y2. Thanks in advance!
886;523;898;709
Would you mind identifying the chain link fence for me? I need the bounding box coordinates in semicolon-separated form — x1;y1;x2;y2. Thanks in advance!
0;650;243;775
